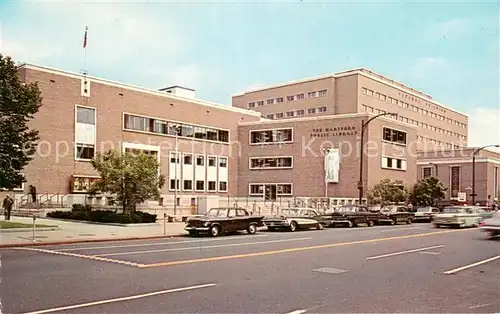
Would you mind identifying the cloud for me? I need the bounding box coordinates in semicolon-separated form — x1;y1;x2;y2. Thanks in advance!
466;107;500;152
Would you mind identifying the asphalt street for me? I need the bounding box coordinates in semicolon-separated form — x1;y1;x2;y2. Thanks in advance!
1;223;499;314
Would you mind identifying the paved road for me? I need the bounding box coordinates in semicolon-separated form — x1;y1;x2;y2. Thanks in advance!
2;223;499;313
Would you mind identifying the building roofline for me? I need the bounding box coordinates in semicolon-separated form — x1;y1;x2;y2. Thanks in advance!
238;112;418;129
233;67;467;118
160;85;195;92
17;63;262;117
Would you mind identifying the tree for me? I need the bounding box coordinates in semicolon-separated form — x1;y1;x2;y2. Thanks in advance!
0;54;42;189
367;178;408;207
89;150;166;214
409;176;446;207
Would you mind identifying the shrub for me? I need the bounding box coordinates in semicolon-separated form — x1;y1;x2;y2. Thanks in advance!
46;210;157;224
71;204;92;213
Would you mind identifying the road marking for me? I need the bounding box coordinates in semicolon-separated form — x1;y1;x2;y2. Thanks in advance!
443;255;500;275
469;301;499;309
286;310;308;314
55;234;268;251
379;226;424;232
21;283;216;314
417;251;441;255
313;267;348;274
140;228;471;268
366;245;445;260
94;237;312;257
14;247;144;267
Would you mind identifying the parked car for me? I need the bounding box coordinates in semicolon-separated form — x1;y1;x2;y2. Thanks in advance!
321;204;379;228
432;206;484;228
378;205;415;225
413;206;440;222
184;207;264;237
263;208;326;232
479;211;500;238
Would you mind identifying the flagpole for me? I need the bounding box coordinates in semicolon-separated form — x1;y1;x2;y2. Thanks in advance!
83;26;88;76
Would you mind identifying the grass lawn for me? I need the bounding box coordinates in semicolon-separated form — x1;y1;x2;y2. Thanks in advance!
0;221;57;229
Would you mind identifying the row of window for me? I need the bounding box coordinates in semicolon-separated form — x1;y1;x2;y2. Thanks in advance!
169;153;228;192
265;106;327;119
250;128;293;144
249;183;293;196
248;89;328;108
123;114;230;143
417;136;462;149
382;156;407;171
382;127;407;146
362;105;467;141
249;157;293;169
361;88;467;129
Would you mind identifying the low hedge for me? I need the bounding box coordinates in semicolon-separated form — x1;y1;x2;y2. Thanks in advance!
47;209;157;224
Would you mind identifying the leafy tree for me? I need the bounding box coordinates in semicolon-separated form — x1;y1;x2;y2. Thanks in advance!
0;54;42;189
367;178;408;207
409;176;446;207
89;150;166;214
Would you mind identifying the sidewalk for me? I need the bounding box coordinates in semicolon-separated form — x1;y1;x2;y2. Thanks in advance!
0;216;187;247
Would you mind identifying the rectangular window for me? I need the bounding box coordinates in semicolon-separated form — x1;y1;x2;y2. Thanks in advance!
248;102;255;108
287;95;295;102
208;181;217;191
277;184;292;195
382;127;407;145
286;111;295;117
250;128;293;144
249;184;264;195
307;91;317;98
276;97;284;103
318;107;327;112
250;157;293;169
196;180;205;191
183;154;192;165
183;180;193;190
76;107;96;125
266;114;274;119
219;181;227;192
423;167;432;178
366;89;373;96
196;155;204;166
170;179;180;190
275;113;284;118
170;152;180;164
76;144;95;160
123;114;229;143
219;157;227;168
267;99;274;105
318;90;327;97
382;156;407;171
450;166;460;197
296;110;305;116
307;108;316;114
296;93;305;100
257;101;264;106
208;156;217;167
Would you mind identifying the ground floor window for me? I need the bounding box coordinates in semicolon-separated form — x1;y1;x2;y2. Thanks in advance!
219;181;227;192
208;181;217;192
195;180;205;191
248;183;293;200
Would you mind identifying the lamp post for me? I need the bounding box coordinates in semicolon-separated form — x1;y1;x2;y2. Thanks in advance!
429;162;438;177
323;148;330;199
472;144;499;205
358;112;398;206
170;125;181;215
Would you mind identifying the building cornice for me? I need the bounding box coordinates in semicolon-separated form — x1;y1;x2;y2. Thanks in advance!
18;63;263;117
417;157;500;166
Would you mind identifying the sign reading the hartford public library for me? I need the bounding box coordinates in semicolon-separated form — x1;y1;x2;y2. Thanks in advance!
310;126;358;138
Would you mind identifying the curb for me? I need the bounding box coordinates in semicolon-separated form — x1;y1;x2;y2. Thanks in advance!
0;227;60;233
0;233;187;249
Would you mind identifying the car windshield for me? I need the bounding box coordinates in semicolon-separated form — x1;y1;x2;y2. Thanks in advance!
417;207;431;212
281;209;300;216
381;206;397;213
337;206;359;212
207;209;228;217
443;207;466;213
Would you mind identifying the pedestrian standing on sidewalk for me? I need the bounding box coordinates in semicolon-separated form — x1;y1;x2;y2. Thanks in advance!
29;185;37;204
2;195;14;221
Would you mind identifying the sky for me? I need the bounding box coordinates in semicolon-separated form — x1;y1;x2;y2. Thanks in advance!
1;0;499;151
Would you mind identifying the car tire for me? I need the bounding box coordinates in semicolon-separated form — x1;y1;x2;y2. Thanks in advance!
347;220;354;228
367;220;375;227
290;221;298;232
210;225;220;237
316;223;324;230
390;218;396;225
247;224;257;234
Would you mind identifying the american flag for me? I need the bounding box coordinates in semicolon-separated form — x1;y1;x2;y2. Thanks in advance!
83;26;88;48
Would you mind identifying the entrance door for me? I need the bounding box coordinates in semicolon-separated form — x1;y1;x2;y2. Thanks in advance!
264;184;277;201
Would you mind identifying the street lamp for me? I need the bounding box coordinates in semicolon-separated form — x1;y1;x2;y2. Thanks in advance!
169;124;182;215
472;144;500;205
429;162;438;177
358;112;398;206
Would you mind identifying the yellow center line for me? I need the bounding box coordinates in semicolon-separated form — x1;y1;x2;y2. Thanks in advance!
139;228;472;268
